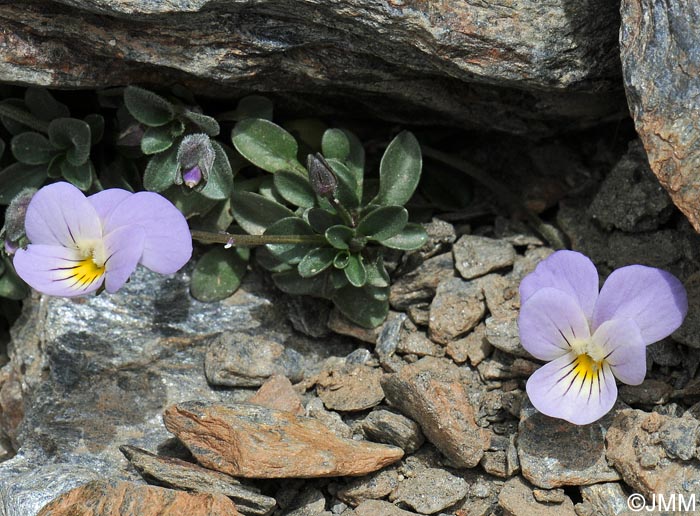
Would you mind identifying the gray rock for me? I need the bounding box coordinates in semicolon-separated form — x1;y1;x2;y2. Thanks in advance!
532;488;565;504
284;487;327;516
360;409;425;454
336;467;399;507
453;236;516;280
428;278;485;344
484;314;530;358
577;483;630;516
673;272;700;349
316;364;384;412
419;219;457;259
497;477;576;516
390;468;468;514
658;414;700;461
286;296;332;338
396;333;443;358
390;253;454;310
305;398;353;440
446;325;492;366
353;500;417;516
618;379;673;406
647;339;683;367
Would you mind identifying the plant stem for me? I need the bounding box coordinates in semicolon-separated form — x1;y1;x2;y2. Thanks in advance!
330;197;356;227
191;229;327;247
0;104;50;133
421;145;566;250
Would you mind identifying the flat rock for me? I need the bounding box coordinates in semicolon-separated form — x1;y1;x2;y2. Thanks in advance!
35;480;241;516
380;360;488;468
119;446;276;516
390;468;468;514
606;409;700;498
618;379;673;406
354;500;417;516
453;236;516;280
390;253;454;310
577;483;630;516
336;467;399;507
517;402;621;489
248;375;305;416
163;401;403;478
497;477;576;516
360;409;425;454
620;0;700;231
396;332;443;358
446;325;492;366
428;278;485;344
316;365;384;412
304;397;353;439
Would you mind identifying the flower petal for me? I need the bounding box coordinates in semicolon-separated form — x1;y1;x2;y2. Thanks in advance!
88;189;133;222
591;318;646;385
526;352;618;425
104;192;192;274
13;244;104;297
518;287;591;361
103;225;146;294
519;250;599;320
24;182;102;248
591;265;688;345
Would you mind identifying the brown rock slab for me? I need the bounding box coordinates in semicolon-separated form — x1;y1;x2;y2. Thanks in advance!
390;467;468;514
336;467;399;507
498;477;576;516
453;235;516;280
380;360;488;468
36;479;241;516
163;401;403;478
428;278;486;344
248;374;305;416
354;500;417;516
316;365;384;412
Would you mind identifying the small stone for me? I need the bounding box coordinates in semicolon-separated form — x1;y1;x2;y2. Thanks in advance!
484;313;530;358
248;375;305;416
578;483;629;516
336;467;399;506
305;397;354;439
360;409;425;454
498;477;576;516
453;235;516;280
390;253;454;310
673;272;700;349
316;365;385;412
354;500;417;516
647;339;682;367
447;325;492;366
375;313;407;370
618;379;673;406
285;487;327;516
407;304;430;327
390;467;468;514
36;479;241;516
420;219;457;259
163;401;403;478
428;278;485;344
287;296;332;338
480;451;509;478
658;414;700;461
397;333;443;357
532;488;565;504
119;446;276;516
345;349;373;366
204;333;304;387
328;309;382;344
381;359;488;468
517;402;621;488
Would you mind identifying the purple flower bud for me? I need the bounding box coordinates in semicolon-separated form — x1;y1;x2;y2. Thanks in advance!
2;188;36;248
307;153;337;198
4;239;18;256
182;165;203;188
176;134;215;188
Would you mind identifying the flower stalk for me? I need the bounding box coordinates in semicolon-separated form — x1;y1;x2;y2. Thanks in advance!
190;230;327;247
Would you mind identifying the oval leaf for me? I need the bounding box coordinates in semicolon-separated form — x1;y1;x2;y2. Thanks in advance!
48;118;92;165
272;269;330;297
220;95;274;122
379;222;428;251
231;191;295;235
11;132;56;165
325;225;354;250
333;251;350;269
298;247;336;278
326;159;360;208
274;170;316;208
0;163;47;205
306;208;342;233
141;124;178;155
232;118;304;174
183;110;220;136
143;147;179;192
357;206;408;241
61;159;93;191
25;87;70;121
191;247;249;302
344;253;367;287
199;140;234;200
375;131;422;206
264;217;316;264
332;285;389;328
124;86;175;127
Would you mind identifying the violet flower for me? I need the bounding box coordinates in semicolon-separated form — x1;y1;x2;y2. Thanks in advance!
13;182;192;297
518;250;687;425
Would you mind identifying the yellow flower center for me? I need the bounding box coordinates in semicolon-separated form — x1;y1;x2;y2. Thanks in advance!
572;353;603;377
71;257;106;287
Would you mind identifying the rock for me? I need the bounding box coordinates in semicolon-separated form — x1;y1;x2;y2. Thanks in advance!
375;313;408;373
406;304;430;328
647;339;683;367
453;236;516;280
360;409;425;454
428;278;485;344
390;468;468;514
588;140;673;232
328;310;382;344
204;332;305;387
484;314;529;358
284;487;327;516
618;379;673;406
380;359;488;468
35;480;241;516
517;402;621;489
286;296;332;339
163;401;403;478
673;272;700;349
531;489;565;504
577;483;630;516
396;333;443;358
620;0;700;232
316;365;385;412
336;468;399;507
497;477;576;516
446;325;492;366
305;397;354;439
419;219;457;259
390;253;454;310
248;375;305;416
1;1;623;135
353;500;417;516
119;446;276;516
605;409;700;498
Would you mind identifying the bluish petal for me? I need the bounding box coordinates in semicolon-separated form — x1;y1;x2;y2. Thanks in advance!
103;192;192;274
591;318;646;385
592;265;688;345
13;244;103;297
103;225;145;293
526;352;617;425
24;182;102;248
88;189;133;222
519;250;599;320
518;287;590;361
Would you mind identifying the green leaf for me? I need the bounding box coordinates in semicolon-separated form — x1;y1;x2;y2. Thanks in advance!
230;191;295;235
271;269;330;297
25;87;70;121
61;159;93;190
322;129;364;188
375;131;422;206
190;199;234;232
298;247;336;278
326;159;360;208
264;217;316;264
220;95;274;122
274;170;316;208
84;114;105;145
0;99;32;135
344;253;367;287
306;208;342;233
0;262;29;300
333;251;350;269
255;246;293;273
163;186;217;218
190;247;249;302
325;225;354;250
143;147;179;192
183;110;220;136
11;132;56;165
258;176;288;205
199;140;234;200
357;206;408;241
365;256;390;287
321;129;350;161
231;118;305;174
47;154;63;178
332;285;389;328
0;163;47;204
379;222;428;250
124;86;176;127
141;123;180;155
48;118;92;165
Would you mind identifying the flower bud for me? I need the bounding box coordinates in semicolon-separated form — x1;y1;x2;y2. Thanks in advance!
182;165;203;188
176;134;215;189
2;188;36;253
307;153;337;198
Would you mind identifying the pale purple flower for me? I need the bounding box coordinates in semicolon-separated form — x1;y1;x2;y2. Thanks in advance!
13;182;192;297
519;250;687;425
